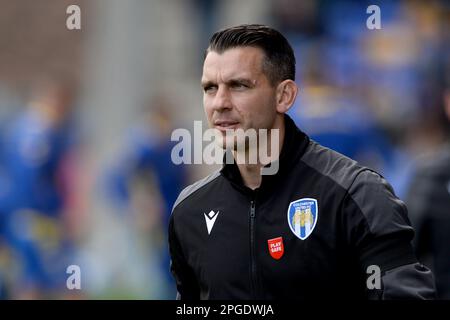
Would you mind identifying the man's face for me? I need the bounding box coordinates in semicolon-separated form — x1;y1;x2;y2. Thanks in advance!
202;47;278;149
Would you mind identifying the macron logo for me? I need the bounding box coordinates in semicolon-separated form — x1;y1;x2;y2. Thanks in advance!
204;210;220;235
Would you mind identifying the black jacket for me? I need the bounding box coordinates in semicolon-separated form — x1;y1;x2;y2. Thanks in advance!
169;115;436;300
407;146;450;299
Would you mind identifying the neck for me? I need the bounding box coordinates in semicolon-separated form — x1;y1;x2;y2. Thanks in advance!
235;115;286;190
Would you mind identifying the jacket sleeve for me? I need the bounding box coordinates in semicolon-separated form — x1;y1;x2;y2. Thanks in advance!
344;169;436;299
168;212;200;300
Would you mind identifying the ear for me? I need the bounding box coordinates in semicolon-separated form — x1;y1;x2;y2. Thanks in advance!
275;80;298;114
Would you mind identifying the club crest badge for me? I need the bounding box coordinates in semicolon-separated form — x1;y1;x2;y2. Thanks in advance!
287;198;318;240
267;237;284;260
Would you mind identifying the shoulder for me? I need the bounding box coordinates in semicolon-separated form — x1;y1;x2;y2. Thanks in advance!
171;168;222;213
300;139;367;190
301;140;410;235
300;139;395;195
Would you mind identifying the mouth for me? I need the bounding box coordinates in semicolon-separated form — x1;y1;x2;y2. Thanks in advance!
214;120;240;131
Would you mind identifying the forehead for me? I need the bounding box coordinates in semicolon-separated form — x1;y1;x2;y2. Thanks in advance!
202;47;265;82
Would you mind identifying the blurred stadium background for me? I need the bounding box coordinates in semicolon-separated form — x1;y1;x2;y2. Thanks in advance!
0;0;448;299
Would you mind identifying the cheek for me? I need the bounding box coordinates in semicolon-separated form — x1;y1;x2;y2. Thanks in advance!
234;94;260;114
237;93;275;123
203;97;213;118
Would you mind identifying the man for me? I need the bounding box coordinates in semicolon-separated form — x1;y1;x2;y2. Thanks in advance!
406;84;450;299
168;24;436;300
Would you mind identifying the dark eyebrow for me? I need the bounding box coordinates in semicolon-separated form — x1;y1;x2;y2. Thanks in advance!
227;78;255;87
201;80;216;88
201;78;256;89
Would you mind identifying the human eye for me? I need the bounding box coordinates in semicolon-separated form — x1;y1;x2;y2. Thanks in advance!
203;84;217;94
230;81;249;90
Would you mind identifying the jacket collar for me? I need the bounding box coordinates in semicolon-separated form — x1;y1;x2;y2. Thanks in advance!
220;114;310;197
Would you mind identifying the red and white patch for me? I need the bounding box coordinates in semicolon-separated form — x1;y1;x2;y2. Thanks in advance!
267;237;284;260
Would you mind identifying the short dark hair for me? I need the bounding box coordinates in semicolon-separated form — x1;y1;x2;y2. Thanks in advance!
205;24;296;86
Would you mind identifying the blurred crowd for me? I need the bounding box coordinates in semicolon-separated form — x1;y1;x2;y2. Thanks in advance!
0;0;449;299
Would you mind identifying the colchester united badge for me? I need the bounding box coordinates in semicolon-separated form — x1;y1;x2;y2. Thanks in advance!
287;198;318;240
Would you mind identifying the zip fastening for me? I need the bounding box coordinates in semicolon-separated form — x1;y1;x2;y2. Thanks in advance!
249;199;259;299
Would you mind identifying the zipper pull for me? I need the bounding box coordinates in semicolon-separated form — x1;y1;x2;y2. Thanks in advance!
250;200;256;218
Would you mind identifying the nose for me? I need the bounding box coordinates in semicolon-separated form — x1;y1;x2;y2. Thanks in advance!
211;85;233;112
